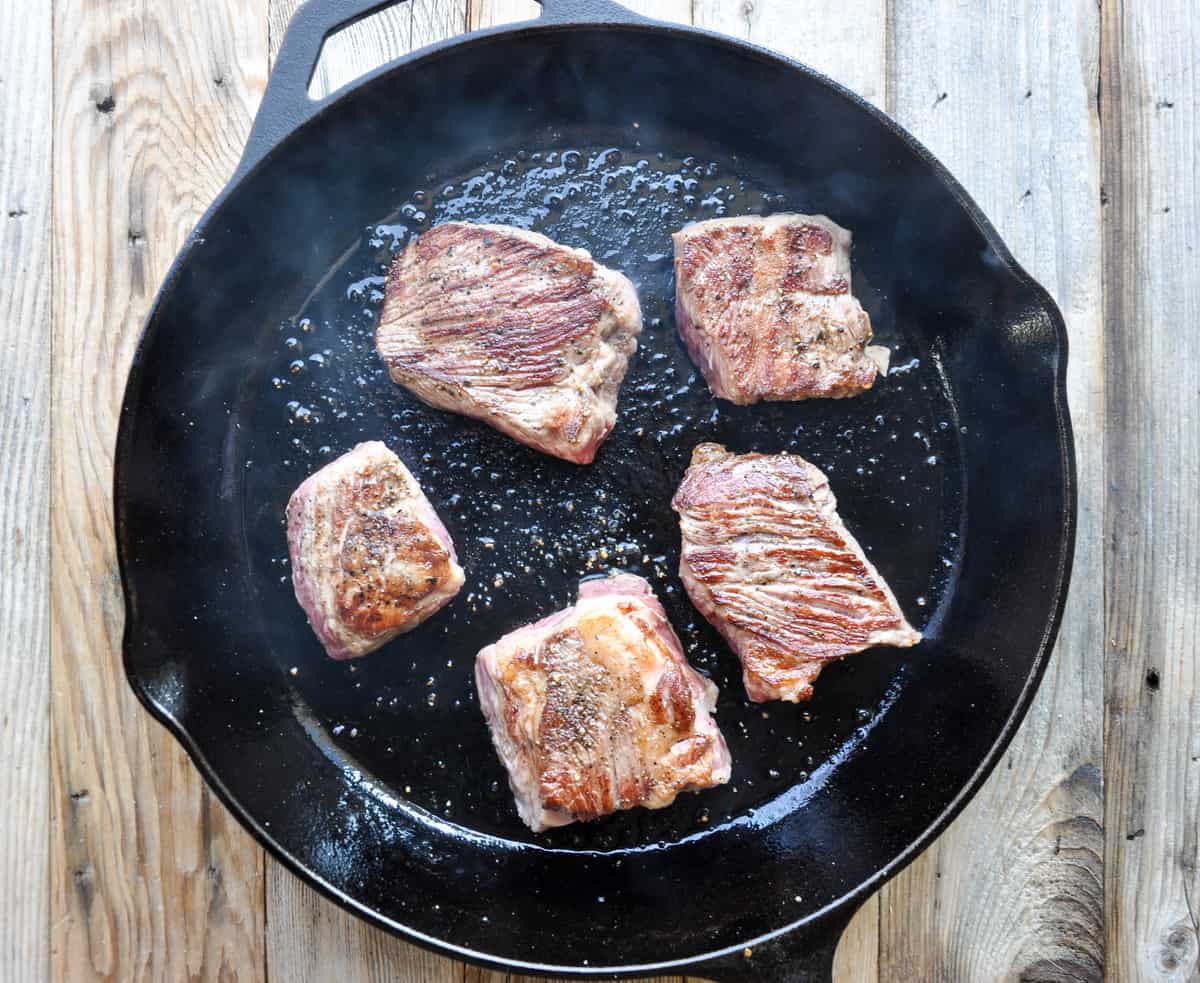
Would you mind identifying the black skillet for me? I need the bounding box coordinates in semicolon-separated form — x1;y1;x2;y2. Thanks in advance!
114;0;1076;978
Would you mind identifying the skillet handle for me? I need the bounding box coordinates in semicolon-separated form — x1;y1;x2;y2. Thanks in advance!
237;0;401;182
689;908;855;983
235;0;644;182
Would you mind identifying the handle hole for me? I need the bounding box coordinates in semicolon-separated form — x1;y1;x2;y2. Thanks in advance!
467;0;539;32
306;0;551;99
307;3;412;99
306;0;484;100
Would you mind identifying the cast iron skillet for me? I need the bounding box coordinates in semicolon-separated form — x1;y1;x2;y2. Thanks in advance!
114;0;1076;979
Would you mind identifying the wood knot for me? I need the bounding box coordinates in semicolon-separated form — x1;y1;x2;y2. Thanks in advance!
89;83;116;115
1062;761;1102;796
1019;956;1102;983
1157;920;1198;973
72;865;95;914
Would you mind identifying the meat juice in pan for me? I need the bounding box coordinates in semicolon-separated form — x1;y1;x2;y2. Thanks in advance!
240;136;965;849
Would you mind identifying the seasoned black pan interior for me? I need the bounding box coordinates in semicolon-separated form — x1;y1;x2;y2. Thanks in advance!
117;24;1071;974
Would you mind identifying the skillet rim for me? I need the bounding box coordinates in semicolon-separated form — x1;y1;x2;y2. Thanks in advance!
113;16;1078;978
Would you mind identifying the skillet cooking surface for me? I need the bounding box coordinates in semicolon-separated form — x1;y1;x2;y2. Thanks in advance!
117;21;1073;976
255;142;958;848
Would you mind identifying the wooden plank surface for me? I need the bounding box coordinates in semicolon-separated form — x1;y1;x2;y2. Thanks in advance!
692;0;886;107
0;1;51;980
878;1;1108;980
1102;0;1200;979
30;1;1200;981
48;3;269;980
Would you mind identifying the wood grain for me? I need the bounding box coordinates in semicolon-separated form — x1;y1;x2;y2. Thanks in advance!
692;0;886;108
0;0;51;979
606;0;691;20
49;2;269;980
467;0;691;32
467;0;539;30
879;1;1106;980
36;3;1200;982
1102;1;1200;979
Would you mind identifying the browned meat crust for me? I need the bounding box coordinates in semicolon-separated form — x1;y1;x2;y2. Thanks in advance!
673;443;920;702
287;442;464;660
475;574;731;831
377;222;642;464
673;214;887;404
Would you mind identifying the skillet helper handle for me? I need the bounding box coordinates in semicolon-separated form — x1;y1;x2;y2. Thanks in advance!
692;909;854;983
236;0;645;182
236;0;408;181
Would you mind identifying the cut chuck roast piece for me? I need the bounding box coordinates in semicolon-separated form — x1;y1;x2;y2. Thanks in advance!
672;443;921;703
475;573;731;832
376;222;642;464
286;441;464;660
672;213;890;404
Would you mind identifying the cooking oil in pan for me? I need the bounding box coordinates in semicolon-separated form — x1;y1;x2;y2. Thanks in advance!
244;143;964;850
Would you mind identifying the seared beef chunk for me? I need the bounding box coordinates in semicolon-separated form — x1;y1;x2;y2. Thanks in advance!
287;441;464;660
673;444;920;702
673;214;888;404
475;574;731;831
377;222;642;464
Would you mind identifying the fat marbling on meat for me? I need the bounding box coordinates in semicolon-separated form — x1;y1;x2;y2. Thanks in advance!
286;441;464;660
673;213;890;404
475;573;731;832
673;443;920;703
376;222;642;464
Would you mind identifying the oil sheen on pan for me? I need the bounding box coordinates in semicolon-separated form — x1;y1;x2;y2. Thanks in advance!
239;141;961;850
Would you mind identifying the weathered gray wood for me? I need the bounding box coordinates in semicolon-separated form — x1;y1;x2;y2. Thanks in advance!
468;0;691;31
265;876;461;982
0;1;50;980
880;1;1106;980
610;0;691;20
1102;1;1200;980
467;0;696;29
692;0;886;107
467;0;539;29
41;2;1200;981
49;2;268;980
